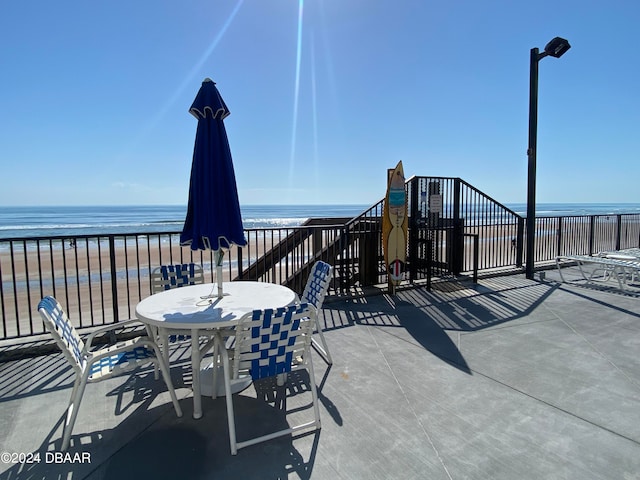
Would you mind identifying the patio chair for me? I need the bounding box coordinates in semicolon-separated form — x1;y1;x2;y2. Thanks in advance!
301;261;333;364
216;303;321;455
37;296;183;451
555;254;640;291
150;263;207;357
150;263;205;294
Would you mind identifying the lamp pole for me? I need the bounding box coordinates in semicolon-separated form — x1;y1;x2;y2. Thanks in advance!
525;48;540;280
525;37;571;280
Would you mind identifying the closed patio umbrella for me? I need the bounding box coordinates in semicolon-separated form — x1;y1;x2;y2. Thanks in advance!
180;78;246;298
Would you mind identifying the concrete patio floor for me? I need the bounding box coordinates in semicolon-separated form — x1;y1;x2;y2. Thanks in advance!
1;268;639;479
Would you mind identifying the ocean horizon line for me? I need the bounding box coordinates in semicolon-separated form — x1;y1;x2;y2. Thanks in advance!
0;203;372;209
2;202;640;241
3;201;640;207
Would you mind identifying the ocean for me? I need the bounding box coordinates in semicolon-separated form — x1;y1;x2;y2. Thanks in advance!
1;203;640;240
0;205;370;240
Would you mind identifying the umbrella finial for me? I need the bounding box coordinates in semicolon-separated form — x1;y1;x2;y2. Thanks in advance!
203;77;213;83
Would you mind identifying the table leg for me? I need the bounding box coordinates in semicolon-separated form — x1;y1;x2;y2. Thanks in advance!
200;330;253;397
276;373;287;386
191;329;202;419
158;326;170;367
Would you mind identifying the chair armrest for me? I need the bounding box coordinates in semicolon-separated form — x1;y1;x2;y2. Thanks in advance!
85;337;161;365
84;319;148;351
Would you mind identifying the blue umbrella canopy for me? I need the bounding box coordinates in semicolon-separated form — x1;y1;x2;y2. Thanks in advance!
180;78;247;253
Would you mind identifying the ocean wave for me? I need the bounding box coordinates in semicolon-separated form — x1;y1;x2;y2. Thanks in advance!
0;223;95;230
242;217;308;228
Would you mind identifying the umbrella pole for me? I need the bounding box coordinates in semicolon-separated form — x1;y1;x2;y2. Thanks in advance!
216;250;224;299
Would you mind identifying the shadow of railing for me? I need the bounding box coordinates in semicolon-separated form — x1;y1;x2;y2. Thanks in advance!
0;354;332;480
322;276;560;375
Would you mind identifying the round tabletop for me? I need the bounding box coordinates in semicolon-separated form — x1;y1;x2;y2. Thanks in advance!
135;281;298;330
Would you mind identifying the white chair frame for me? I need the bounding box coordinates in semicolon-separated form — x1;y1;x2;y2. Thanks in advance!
216;304;321;455
38;296;183;451
149;263;211;364
555;254;640;291
301;261;334;364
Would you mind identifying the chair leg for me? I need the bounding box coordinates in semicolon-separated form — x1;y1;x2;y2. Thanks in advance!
151;344;183;418
306;356;322;428
312;315;332;365
212;334;220;399
160;327;171;368
62;373;89;451
146;325;160;380
219;336;238;455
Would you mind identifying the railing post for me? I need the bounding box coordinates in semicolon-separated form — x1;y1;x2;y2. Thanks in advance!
341;227;350;295
426;238;432;291
312;226;322;256
516;217;524;267
452;178;462;275
557;217;563;257
462;233;479;283
237;245;243;280
108;236;119;323
589;216;595;255
472;234;479;283
616;215;622;251
409;177;419;282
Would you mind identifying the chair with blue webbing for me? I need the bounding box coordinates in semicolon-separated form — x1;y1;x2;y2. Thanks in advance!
38;296;183;451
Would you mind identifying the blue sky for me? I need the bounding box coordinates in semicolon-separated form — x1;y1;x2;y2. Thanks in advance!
1;1;638;206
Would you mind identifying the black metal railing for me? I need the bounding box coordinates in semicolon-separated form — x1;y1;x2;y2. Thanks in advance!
531;214;640;262
0;225;351;339
3;177;640;340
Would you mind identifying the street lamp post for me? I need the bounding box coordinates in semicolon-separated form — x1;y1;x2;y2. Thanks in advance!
525;37;571;280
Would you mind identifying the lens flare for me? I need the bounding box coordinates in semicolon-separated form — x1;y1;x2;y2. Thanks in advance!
139;0;245;144
288;0;304;188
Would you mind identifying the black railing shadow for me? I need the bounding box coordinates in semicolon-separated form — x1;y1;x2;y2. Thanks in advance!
0;364;188;480
387;295;472;374
100;373;324;480
0;353;76;402
1;363;328;480
0;344;192;404
323;276;560;375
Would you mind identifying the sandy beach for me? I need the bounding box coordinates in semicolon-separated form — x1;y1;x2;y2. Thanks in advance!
0;228;336;338
1;218;632;340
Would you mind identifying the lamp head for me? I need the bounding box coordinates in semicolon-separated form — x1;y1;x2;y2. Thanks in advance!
544;37;571;58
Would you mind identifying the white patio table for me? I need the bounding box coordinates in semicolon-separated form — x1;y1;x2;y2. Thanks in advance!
135;281;298;419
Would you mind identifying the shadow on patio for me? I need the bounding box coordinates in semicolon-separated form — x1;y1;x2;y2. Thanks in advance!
2;271;640;479
322;276;558;375
0;359;329;480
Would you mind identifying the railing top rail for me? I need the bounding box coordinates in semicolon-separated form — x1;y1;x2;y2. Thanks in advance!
535;213;640;219
0;224;354;244
457;178;522;218
405;174;459;182
346;175;522;228
345;202;384;227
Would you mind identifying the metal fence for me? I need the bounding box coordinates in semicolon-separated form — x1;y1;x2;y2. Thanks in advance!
0;226;347;339
531;214;640;262
2;176;640;340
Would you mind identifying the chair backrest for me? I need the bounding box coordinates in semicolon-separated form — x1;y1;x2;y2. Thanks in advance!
38;296;85;371
151;263;204;294
234;304;315;381
301;261;333;310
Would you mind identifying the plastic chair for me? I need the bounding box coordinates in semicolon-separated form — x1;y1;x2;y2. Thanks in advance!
150;263;204;294
216;303;321;455
150;263;208;359
38;296;183;451
301;261;333;364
